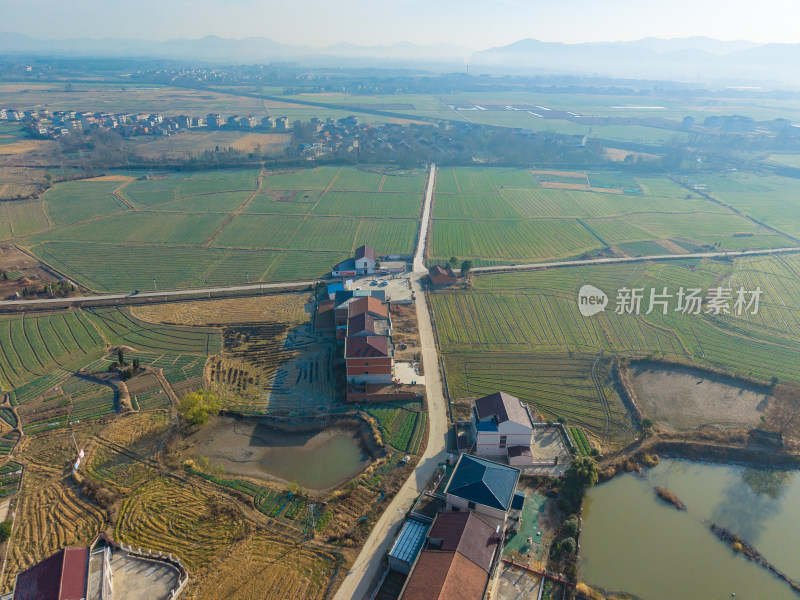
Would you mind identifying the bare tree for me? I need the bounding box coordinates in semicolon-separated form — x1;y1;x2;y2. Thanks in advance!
765;384;800;438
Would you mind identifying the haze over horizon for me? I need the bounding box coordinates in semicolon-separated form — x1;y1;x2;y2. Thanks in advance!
2;0;800;50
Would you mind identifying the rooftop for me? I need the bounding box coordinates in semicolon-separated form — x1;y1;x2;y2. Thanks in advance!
401;551;488;600
333;257;356;271
348;296;390;319
347;312;390;337
427;512;498;572
14;547;88;600
474;392;534;428
355;244;376;261
345;335;390;358
444;454;520;512
389;519;430;565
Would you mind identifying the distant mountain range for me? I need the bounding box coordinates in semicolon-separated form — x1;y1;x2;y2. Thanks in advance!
0;33;471;63
470;37;800;85
2;33;800;86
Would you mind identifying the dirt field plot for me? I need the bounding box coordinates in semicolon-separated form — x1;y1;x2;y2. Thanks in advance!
131;131;291;159
2;469;107;590
86;412;170;489
629;362;771;430
187;528;338;600
132;294;308;327
115;477;247;572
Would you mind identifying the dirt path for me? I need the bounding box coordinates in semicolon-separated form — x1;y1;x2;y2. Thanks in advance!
152;367;180;420
308;167;342;214
202;189;260;247
113;180;136;210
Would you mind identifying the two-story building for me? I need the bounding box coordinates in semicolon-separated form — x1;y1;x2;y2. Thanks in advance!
344;335;394;384
471;392;536;462
443;454;520;530
332;244;377;277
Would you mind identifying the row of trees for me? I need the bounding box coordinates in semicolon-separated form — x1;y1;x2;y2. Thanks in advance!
447;256;472;276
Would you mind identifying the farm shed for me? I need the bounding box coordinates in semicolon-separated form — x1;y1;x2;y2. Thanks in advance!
388;519;430;574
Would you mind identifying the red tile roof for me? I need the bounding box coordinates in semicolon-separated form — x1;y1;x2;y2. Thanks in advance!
345;336;390;358
348;296;389;319
355;245;375;261
428;265;457;284
401;551;488;600
427;511;498;572
14;547;89;600
348;312;376;335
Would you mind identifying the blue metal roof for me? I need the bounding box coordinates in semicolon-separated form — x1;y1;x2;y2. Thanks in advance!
511;490;526;511
475;421;497;432
445;455;520;511
327;283;344;294
333;258;356;271
388;519;429;564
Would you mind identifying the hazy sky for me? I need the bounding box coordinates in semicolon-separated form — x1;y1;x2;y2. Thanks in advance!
3;0;800;49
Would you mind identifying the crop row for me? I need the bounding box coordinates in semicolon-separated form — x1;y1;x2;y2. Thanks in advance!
0;409;17;428
0;435;19;456
312;191;422;218
43;180;129;226
365;403;423;452
570;427;591;455
85;307;220;355
188;470;321;531
0;311;103;392
431;218;598;261
122;170;258;207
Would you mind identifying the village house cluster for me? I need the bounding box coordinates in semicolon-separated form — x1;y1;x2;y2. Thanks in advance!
0;104;475;162
0;104;360;142
377;391;574;599
328;245;406;386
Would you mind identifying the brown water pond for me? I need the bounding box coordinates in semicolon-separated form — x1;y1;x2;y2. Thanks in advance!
186;415;372;491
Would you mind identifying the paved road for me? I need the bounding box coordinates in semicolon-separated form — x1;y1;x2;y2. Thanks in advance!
412;164;436;273
333;164;445;600
0;279;315;307
471;246;800;274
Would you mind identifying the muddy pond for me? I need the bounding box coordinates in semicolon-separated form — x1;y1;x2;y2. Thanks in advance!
186;415;372;491
580;459;800;599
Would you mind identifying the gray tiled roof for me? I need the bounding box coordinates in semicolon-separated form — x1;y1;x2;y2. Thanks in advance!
445;455;519;511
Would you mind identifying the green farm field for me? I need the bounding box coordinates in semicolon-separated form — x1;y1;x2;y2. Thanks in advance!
432;254;800;444
7;166;422;292
688;172;800;240
430;167;797;263
0;306;219;394
0;304;220;437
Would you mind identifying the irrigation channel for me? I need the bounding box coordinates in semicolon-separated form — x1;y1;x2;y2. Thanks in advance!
580;459;800;599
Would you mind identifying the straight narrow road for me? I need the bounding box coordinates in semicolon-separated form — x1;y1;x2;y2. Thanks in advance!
470;245;800;274
0;279;315;307
333;164;446;600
